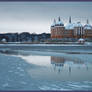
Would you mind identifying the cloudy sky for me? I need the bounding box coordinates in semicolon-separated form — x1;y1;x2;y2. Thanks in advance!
0;2;92;34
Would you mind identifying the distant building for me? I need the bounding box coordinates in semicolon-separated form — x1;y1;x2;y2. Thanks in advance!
19;32;31;42
0;32;50;42
51;17;92;41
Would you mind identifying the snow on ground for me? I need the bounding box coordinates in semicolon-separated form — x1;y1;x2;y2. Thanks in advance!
0;43;92;54
0;52;92;90
0;45;92;90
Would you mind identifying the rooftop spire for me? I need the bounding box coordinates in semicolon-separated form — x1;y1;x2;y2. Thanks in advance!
69;16;71;23
87;19;89;24
54;19;56;24
58;16;61;21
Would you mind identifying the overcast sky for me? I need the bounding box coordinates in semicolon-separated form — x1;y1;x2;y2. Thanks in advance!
0;2;92;34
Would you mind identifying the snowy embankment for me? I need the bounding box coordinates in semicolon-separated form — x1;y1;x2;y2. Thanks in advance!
0;43;92;52
0;43;92;64
0;46;92;64
0;45;92;90
0;50;92;90
0;53;36;90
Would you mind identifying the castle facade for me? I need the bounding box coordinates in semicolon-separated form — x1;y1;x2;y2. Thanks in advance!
51;17;92;41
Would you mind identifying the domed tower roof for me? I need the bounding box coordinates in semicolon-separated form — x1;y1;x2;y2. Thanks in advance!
74;22;82;27
84;19;92;30
55;17;64;26
65;23;74;30
65;16;75;30
51;19;56;27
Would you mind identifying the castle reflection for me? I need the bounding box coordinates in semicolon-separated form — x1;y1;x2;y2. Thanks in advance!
51;56;65;73
51;56;89;73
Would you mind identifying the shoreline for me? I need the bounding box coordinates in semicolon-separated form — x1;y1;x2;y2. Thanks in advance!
0;41;89;44
0;43;92;53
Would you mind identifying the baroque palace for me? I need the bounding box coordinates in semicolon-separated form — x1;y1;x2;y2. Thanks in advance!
51;17;92;41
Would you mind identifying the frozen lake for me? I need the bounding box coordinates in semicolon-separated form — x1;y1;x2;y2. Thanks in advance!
0;45;92;90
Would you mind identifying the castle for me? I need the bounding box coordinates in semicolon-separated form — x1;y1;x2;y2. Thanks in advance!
51;17;92;41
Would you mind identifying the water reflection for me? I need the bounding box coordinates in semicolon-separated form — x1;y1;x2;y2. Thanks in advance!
25;55;92;81
51;56;88;74
0;49;92;81
51;56;65;73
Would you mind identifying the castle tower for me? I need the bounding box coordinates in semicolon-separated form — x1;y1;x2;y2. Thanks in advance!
51;19;56;38
65;16;74;38
54;17;65;39
84;19;92;38
74;22;83;38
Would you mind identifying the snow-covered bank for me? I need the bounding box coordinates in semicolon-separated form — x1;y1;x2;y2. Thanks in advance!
0;43;92;46
0;46;92;63
0;53;35;90
0;43;92;90
0;43;92;53
0;53;92;90
0;49;92;90
0;46;92;61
